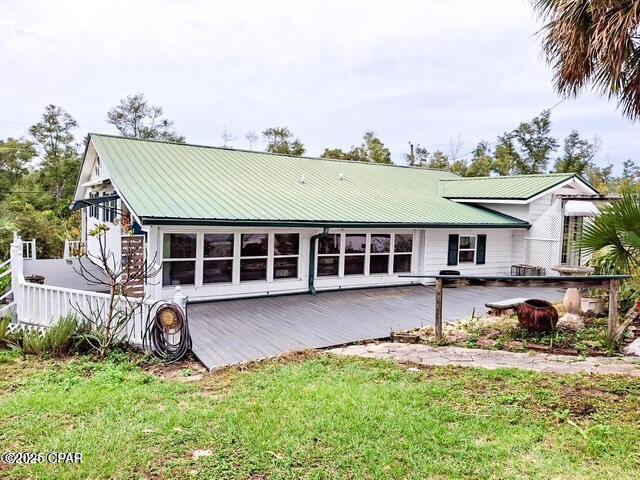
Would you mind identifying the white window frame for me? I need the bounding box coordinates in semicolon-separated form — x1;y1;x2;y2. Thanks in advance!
316;233;341;277
162;233;198;286
101;192;117;224
391;233;413;274
458;235;477;264
273;232;301;281
369;233;392;275
316;232;414;279
344;233;367;276
239;233;270;283
202;233;235;284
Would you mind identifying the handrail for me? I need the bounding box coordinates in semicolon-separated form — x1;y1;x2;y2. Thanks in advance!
0;270;10;279
18;280;153;305
0;258;10;270
0;290;12;303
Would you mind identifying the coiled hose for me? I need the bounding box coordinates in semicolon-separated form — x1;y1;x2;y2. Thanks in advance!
143;300;192;363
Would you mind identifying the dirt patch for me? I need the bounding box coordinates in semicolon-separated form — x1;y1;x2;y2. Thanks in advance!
143;355;207;381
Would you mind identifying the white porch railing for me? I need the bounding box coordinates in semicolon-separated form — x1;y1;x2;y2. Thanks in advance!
8;234;157;345
0;257;14;317
16;281;149;344
64;240;87;260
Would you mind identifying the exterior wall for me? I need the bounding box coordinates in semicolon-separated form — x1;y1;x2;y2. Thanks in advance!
144;225;523;302
476;203;529;221
422;228;518;278
85;206;122;268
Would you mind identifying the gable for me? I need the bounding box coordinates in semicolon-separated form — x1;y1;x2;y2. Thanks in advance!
440;173;600;203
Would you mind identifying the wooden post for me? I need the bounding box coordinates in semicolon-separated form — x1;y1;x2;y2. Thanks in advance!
608;279;620;341
435;277;443;340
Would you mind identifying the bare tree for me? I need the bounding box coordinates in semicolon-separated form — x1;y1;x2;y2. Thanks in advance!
221;126;236;147
72;225;160;356
448;135;464;161
245;130;259;150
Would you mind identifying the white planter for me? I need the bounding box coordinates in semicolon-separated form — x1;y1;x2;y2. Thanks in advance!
581;297;604;315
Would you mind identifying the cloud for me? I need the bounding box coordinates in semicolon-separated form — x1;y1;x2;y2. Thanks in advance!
0;0;637;170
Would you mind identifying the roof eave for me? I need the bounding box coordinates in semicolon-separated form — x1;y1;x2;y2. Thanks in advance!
139;217;530;229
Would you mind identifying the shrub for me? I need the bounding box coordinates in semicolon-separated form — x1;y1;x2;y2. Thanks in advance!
0;314;90;358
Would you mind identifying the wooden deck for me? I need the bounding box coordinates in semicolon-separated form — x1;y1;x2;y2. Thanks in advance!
24;259;109;292
187;285;564;369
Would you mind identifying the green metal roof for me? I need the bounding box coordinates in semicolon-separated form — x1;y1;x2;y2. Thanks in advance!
440;173;599;200
88;134;529;228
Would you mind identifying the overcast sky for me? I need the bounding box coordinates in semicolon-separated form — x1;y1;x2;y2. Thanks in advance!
1;0;637;171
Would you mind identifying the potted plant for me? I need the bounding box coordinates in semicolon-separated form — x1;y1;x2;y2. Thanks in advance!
581;288;605;315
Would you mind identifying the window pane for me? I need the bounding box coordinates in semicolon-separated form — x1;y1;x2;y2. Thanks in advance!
317;256;339;276
274;257;298;279
344;255;365;275
162;261;195;286
393;254;412;273
459;236;475;249
275;233;299;256
318;234;340;254
394;234;413;253
241;234;268;257
240;258;267;281
370;255;389;274
370;234;390;253
345;234;366;253
204;234;234;258
203;259;233;284
163;234;196;258
459;250;475;263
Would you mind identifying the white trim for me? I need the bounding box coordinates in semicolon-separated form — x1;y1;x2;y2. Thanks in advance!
448;177;599;205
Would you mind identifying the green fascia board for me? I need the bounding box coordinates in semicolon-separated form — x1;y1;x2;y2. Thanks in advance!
440;173;599;200
88;134;530;228
140;217;529;228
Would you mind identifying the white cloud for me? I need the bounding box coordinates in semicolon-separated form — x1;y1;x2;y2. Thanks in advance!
0;0;637;169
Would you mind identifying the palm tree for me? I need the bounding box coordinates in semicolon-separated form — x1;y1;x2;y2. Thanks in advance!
532;1;640;121
580;193;640;274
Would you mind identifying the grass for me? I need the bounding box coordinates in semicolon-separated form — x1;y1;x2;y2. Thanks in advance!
1;350;640;479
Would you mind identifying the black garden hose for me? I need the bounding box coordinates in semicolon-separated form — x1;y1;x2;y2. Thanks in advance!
143;300;192;363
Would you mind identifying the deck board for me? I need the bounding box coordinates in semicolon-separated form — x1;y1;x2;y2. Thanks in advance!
187;285;564;369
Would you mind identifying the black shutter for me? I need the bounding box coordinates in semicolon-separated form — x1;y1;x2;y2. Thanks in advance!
447;234;459;266
476;234;487;265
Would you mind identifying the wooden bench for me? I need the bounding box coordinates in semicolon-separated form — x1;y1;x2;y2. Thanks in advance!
485;298;529;316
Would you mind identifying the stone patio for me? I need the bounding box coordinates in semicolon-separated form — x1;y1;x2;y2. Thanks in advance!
329;342;640;376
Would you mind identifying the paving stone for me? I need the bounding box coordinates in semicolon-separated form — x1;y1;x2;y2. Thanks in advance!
329;342;640;376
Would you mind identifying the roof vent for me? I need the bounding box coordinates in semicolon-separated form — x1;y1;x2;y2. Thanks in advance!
299;174;305;184
338;173;345;181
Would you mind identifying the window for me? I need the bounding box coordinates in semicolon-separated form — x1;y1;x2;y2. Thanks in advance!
240;233;268;281
88;192;98;218
561;216;584;266
274;233;299;279
369;234;390;274
317;234;340;276
203;234;233;284
102;192;117;223
458;236;476;263
162;234;196;286
94;156;101;177
344;234;366;275
393;234;413;273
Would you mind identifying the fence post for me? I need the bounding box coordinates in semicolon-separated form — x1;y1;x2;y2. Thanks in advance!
173;285;187;310
10;233;23;320
435;277;443;340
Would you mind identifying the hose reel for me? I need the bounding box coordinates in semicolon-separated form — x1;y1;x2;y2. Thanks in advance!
143;300;192;363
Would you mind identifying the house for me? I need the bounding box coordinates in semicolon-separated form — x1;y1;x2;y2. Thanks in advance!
70;134;603;303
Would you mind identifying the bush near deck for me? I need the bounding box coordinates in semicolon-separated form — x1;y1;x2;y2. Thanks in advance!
1;350;639;479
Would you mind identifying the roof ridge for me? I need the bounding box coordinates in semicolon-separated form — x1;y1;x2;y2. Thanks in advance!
439;173;574;182
89;133;453;173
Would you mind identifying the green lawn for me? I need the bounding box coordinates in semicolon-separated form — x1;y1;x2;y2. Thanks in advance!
1;350;639;479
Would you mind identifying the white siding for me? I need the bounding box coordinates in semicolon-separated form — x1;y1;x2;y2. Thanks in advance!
422;228;518;279
477;203;529;221
144;226;525;301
